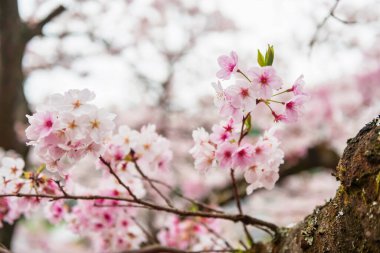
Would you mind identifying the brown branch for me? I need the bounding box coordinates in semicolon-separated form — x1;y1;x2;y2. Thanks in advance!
136;176;223;213
309;0;356;51
26;5;66;40
54;180;68;197
129;216;158;244
99;156;138;201
0;192;279;235
131;157;174;207
230;169;254;246
200;222;234;250
123;245;238;253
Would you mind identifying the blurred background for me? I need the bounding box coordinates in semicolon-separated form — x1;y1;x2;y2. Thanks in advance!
0;0;379;252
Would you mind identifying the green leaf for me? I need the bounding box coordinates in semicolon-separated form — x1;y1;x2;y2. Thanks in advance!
257;49;265;67
265;44;274;66
244;114;252;133
37;163;46;173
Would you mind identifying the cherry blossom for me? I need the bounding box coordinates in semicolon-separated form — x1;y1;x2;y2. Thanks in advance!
231;143;255;170
216;51;238;80
157;216;225;251
215;142;237;169
285;95;307;122
25;89;116;175
0;48;312;252
248;66;283;98
290;75;306;95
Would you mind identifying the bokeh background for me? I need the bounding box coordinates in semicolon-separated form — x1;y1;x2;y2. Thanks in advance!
0;0;379;252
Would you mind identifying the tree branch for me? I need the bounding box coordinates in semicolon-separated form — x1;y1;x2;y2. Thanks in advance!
309;0;356;51
0;192;279;235
131;155;174;207
26;5;66;40
99;156;139;201
230;169;254;245
123;245;238;253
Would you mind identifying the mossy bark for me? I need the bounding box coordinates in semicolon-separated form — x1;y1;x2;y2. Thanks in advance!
271;118;380;253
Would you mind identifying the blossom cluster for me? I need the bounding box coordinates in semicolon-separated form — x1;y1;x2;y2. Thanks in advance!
0;155;60;227
157;216;226;251
0;48;310;252
102;124;173;174
25;89;116;175
67;190;146;252
191;48;307;193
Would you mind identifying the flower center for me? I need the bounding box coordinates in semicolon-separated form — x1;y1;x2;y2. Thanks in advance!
241;88;249;98
260;75;268;85
90;119;100;129
224;151;232;158
72;100;81;109
45;119;53;128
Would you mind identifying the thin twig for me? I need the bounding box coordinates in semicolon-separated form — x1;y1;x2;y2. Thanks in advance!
309;0;356;51
99;156;138;201
140;176;223;213
26;5;66;40
130;216;159;244
237;69;251;82
131;157;174;207
200;223;234;250
54;180;68;197
230;169;254;247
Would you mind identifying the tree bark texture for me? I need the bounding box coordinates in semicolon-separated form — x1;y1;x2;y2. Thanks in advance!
0;0;29;156
270;118;380;253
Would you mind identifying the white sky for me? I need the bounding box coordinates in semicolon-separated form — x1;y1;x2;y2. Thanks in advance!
18;0;380;109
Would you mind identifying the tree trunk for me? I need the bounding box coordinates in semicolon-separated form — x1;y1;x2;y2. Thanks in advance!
0;0;31;248
0;0;29;156
270;118;380;252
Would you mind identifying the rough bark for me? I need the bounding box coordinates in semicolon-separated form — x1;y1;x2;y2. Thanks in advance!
0;1;30;248
0;0;29;156
0;1;65;248
270;118;380;253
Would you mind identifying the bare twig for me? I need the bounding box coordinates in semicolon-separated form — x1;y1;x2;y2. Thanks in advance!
230;169;254;246
54;180;68;197
26;5;66;40
99;156;138;201
130;216;158;244
200;223;234;250
138;176;223;213
131;157;174;207
309;0;356;51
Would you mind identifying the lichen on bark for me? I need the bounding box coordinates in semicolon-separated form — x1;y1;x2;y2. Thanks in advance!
270;117;380;253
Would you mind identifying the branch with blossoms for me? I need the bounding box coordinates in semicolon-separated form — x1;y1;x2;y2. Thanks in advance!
0;46;308;252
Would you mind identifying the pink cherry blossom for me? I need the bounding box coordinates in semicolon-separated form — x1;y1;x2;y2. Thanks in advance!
216;51;238;80
290;75;306;95
158;216;225;251
26;111;57;141
210;124;231;144
212;81;243;120
248;66;283;98
272;111;288;122
226;80;257;113
285;95;307;122
26;90;116;174
232;143;255;169
215;142;237;169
